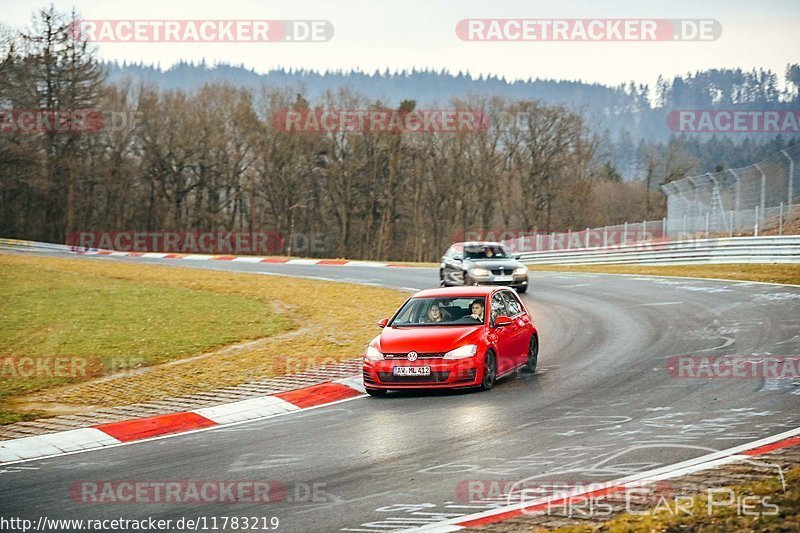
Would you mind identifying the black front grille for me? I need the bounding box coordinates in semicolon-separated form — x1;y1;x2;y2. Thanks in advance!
384;352;445;359
491;268;512;275
377;371;451;383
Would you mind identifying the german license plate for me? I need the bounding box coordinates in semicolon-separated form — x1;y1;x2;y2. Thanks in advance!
494;275;513;282
393;366;431;376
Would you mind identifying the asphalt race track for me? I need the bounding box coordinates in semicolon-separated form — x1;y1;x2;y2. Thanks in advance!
2;253;800;532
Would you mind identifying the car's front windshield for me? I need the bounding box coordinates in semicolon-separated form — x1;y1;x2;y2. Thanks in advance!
390;297;486;326
464;245;508;260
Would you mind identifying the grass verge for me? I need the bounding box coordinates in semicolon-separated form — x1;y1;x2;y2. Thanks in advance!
0;253;407;423
526;263;800;286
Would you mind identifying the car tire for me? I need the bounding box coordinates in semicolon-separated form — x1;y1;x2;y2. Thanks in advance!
365;387;387;397
479;350;497;391
516;285;527;294
524;335;538;373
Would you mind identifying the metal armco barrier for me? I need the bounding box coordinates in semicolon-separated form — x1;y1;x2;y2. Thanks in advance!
2;236;800;266
0;238;79;253
515;236;800;265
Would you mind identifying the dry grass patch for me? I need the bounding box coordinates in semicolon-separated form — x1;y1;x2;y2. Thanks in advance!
0;254;407;419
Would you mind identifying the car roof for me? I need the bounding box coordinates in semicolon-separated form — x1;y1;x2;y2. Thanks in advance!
450;241;504;248
412;286;505;298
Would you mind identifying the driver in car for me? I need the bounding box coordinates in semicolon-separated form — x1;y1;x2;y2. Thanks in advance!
469;299;485;322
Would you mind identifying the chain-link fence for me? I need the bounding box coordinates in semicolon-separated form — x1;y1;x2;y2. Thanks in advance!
661;143;800;238
500;144;800;253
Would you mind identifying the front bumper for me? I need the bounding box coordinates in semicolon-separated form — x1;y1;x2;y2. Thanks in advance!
469;273;528;288
363;358;483;389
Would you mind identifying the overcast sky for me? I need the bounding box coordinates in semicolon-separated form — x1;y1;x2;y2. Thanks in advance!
4;0;799;87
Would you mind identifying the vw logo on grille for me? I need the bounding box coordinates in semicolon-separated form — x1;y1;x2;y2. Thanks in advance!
407;351;418;361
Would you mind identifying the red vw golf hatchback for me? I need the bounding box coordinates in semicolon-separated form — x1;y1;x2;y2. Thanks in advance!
362;286;538;396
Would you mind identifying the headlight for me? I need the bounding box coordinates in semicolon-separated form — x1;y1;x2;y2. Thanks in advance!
514;266;528;275
443;344;478;360
470;268;491;276
365;345;383;361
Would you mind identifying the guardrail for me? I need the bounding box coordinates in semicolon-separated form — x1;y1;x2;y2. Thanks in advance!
514;236;800;265
0;238;77;253
3;236;800;266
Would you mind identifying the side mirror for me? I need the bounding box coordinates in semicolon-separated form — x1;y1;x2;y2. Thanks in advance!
512;254;521;260
494;315;513;327
453;256;462;263
377;318;389;328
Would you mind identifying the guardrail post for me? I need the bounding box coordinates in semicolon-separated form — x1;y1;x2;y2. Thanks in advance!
754;206;760;236
603;226;608;249
782;149;794;207
729;211;734;237
535;233;541;251
755;163;766;216
779;202;784;235
566;229;571;250
704;211;710;238
550;232;554;251
585;228;590;248
729;169;740;230
622;222;628;246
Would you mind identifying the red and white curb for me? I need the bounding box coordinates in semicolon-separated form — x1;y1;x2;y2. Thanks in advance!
398;427;800;532
76;250;414;268
0;238;425;267
0;378;365;464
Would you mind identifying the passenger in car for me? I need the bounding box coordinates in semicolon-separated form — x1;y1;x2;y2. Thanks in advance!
426;303;445;323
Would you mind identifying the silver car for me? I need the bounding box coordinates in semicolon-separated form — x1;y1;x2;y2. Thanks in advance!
439;242;529;294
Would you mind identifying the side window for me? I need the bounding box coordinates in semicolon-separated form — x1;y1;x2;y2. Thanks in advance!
491;293;508;322
502;291;523;316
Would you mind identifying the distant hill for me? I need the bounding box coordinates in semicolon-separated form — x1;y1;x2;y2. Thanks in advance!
106;61;636;109
105;62;800;177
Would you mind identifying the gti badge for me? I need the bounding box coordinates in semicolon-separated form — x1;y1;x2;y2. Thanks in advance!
407;351;418;361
